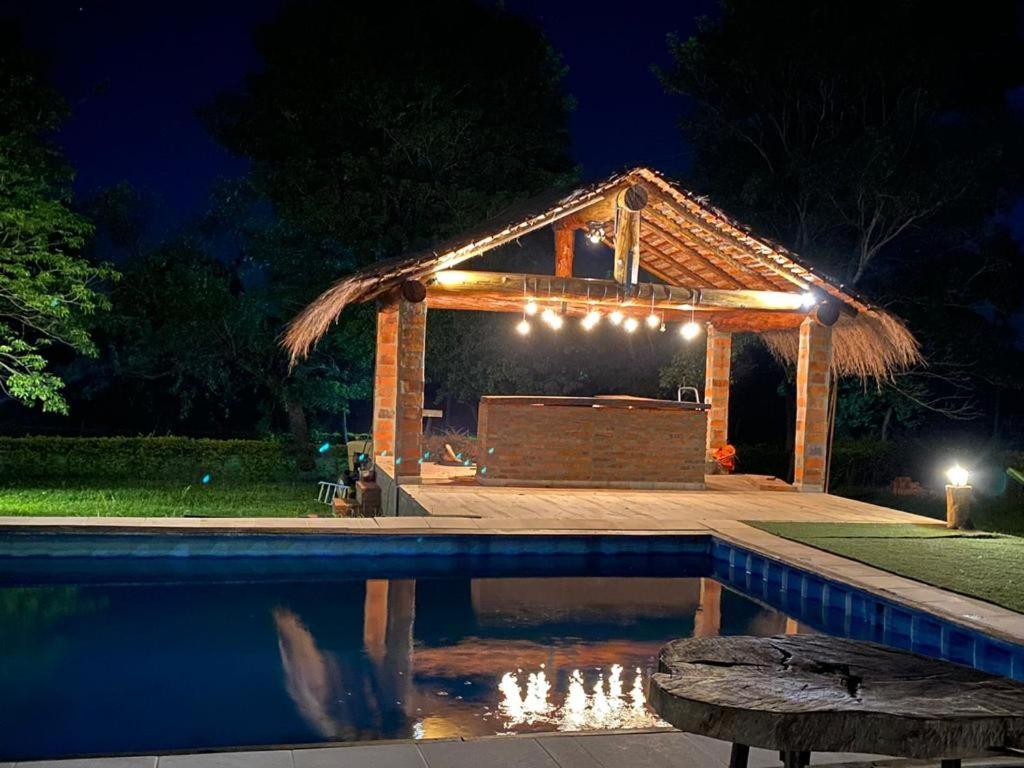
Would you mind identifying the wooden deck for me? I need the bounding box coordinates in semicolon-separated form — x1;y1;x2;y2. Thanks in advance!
381;458;935;530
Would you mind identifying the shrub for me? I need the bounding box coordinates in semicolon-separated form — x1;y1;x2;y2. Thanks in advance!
0;436;341;483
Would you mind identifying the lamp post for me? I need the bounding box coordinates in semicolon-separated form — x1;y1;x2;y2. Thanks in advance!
945;465;972;530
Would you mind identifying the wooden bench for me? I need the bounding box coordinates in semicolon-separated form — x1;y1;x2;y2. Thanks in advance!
649;635;1024;768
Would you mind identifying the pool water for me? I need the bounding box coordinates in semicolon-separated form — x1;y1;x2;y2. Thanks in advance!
2;532;1022;762
1;559;788;759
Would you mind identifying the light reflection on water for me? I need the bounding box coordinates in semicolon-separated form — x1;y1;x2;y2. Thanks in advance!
495;663;665;732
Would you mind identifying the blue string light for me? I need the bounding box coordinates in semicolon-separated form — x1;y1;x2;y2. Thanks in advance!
318;442;331;453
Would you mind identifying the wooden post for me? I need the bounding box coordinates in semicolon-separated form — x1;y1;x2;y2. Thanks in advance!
612;184;648;285
794;316;833;492
946;486;973;529
705;326;732;459
372;281;427;483
554;221;575;277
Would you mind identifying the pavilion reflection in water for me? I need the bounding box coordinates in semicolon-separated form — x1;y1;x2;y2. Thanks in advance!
272;577;802;741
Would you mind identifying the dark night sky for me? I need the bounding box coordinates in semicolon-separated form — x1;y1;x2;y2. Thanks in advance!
3;0;718;229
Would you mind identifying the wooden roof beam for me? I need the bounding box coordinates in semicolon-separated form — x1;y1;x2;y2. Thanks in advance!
426;270;809;315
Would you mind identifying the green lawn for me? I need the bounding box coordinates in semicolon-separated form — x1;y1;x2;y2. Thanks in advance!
0;481;323;518
751;521;1024;614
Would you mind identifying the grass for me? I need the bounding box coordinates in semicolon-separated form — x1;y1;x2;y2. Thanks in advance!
0;480;323;518
750;521;1024;614
835;486;1024;537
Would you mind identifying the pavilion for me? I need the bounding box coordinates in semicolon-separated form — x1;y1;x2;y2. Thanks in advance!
285;167;920;495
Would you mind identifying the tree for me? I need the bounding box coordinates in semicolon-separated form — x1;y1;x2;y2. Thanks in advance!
659;0;1024;436
201;0;577;441
0;22;115;413
204;0;576;260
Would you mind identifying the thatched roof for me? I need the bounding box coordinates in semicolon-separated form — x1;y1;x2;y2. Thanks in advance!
284;167;921;379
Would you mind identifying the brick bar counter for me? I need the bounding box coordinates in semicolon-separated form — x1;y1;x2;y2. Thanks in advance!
477;395;709;489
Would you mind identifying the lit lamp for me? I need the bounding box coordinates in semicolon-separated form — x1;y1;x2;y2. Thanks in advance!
608;310;624;326
945;464;972;529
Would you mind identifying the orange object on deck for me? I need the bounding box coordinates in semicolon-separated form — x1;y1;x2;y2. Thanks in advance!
713;444;737;474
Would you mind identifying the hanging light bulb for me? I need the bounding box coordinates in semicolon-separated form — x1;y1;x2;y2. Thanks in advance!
623;317;639;333
645;294;660;329
516;318;531;335
608;310;624;326
549;313;564;330
581;309;601;330
680;320;701;340
541;306;556;325
525;300;538;316
659;321;667;333
801;291;817;309
585;221;605;245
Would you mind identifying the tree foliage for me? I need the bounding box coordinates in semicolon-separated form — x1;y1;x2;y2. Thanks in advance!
660;0;1024;437
205;0;576;260
0;23;115;413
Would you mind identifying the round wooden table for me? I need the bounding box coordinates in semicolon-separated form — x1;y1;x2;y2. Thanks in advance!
649;635;1024;768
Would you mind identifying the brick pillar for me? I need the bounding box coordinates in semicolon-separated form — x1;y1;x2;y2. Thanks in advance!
704;325;732;458
793;317;833;492
372;291;426;482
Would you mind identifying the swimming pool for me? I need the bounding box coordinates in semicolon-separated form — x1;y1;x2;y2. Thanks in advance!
1;532;1021;761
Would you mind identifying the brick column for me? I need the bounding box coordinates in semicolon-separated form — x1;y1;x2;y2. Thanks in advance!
704;325;732;458
372;289;426;482
793;317;833;492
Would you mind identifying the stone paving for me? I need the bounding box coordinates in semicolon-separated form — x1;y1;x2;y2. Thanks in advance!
2;730;916;768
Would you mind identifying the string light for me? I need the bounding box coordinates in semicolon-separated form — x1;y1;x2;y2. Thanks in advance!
525;300;538;315
581;309;601;330
541;307;556;324
609;310;624;326
517;318;531;335
623;317;639;333
645;292;660;328
549;313;564;330
680;304;702;340
586;221;605;245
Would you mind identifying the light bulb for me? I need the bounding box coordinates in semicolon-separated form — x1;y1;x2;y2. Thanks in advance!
587;231;602;244
549;313;564;330
946;464;969;488
623;317;639;333
801;291;816;309
609;310;623;326
541;307;556;324
680;320;701;340
525;300;538;316
646;314;660;329
581;310;600;330
516;319;530;335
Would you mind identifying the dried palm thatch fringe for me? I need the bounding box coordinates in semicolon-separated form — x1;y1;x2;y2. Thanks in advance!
760;309;923;380
283;167;922;381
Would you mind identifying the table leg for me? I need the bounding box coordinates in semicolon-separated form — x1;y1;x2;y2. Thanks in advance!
730;743;749;768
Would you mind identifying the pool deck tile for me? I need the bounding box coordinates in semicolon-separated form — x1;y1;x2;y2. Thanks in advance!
158;752;293;768
293;743;427;768
418;736;558;768
12;731;1023;768
16;758;158;768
